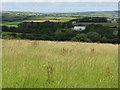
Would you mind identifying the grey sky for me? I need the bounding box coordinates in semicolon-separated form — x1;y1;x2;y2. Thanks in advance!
1;0;119;2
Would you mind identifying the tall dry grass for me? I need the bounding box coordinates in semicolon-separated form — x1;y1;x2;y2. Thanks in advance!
2;39;118;88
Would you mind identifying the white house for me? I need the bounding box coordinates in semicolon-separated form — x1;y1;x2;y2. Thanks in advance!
107;19;117;23
72;26;86;31
111;19;117;23
72;21;77;24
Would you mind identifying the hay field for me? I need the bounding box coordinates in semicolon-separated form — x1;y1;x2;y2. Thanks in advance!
2;39;118;88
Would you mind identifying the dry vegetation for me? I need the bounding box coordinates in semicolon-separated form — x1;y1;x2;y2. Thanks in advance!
2;39;118;88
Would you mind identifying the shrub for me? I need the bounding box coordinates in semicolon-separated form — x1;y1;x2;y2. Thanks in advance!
71;34;91;42
101;37;108;43
87;32;101;42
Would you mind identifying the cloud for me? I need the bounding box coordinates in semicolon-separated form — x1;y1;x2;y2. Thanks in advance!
1;0;119;2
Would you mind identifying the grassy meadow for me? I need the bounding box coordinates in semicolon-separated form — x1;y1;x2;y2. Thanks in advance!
2;39;118;88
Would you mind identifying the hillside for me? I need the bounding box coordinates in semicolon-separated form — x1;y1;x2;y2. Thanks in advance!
2;11;118;17
49;11;118;17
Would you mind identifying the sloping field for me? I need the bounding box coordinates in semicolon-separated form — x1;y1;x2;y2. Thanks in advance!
2;40;118;88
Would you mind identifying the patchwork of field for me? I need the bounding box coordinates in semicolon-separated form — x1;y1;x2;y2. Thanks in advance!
24;20;69;22
2;40;118;88
2;21;118;28
1;16;75;27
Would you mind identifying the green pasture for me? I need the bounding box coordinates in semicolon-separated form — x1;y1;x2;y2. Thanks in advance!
2;40;118;88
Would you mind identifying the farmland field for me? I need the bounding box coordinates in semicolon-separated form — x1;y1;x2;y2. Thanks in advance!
2;39;118;88
1;21;23;27
1;16;75;27
24;20;69;22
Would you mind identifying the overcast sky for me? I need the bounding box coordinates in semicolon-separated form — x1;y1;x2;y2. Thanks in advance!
1;0;119;2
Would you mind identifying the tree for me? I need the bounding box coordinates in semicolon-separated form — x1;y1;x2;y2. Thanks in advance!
87;32;101;42
101;37;108;43
71;34;91;42
54;29;74;41
10;32;17;37
20;33;27;39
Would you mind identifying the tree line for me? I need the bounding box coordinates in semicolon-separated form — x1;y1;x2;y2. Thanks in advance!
70;17;108;23
2;21;119;44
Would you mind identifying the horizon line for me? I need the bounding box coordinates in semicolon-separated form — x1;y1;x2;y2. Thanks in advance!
1;1;119;2
1;10;118;13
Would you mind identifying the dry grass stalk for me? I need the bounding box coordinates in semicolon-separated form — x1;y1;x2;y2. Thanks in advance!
91;48;95;53
97;41;100;44
31;41;39;47
47;64;54;84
